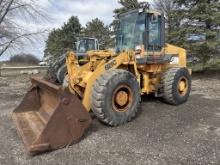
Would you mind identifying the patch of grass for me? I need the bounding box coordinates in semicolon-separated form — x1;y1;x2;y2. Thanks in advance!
189;58;220;72
189;63;204;72
208;58;220;69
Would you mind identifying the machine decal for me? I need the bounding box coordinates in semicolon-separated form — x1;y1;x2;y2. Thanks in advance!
170;56;179;65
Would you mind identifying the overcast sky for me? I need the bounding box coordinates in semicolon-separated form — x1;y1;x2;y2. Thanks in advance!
0;0;151;61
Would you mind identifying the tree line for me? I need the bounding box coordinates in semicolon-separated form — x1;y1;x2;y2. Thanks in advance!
44;17;113;59
1;0;219;66
154;0;220;65
44;0;220;65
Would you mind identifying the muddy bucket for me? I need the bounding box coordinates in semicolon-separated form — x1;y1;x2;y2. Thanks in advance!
12;77;92;155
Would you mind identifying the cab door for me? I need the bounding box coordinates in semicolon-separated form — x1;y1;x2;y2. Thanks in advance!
146;13;165;52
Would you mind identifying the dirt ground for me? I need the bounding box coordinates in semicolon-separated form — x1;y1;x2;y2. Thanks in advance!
0;73;220;165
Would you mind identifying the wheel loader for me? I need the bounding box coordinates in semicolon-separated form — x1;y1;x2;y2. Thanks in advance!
12;6;191;155
45;37;99;83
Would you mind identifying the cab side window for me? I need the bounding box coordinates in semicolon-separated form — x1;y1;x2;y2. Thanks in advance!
148;14;161;51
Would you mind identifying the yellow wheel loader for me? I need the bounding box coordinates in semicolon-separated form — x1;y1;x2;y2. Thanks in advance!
44;37;99;83
12;5;191;155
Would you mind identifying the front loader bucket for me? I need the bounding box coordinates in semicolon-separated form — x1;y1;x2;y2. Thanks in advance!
12;77;92;155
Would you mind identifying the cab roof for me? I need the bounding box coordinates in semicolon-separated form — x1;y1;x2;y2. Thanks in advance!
118;9;162;18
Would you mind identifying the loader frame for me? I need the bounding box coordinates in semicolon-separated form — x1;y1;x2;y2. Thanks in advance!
66;43;187;112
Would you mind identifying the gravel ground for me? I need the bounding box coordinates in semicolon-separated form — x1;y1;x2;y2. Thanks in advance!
0;73;219;165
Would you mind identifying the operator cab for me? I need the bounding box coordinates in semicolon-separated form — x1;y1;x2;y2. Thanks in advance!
76;38;99;54
116;6;165;57
76;37;99;62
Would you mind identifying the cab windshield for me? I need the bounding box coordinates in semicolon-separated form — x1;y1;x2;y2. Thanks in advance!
77;39;96;53
116;11;145;52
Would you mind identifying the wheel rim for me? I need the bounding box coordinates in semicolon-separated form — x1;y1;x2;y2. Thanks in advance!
178;76;188;96
112;85;133;112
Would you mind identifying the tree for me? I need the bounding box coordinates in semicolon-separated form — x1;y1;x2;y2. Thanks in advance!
83;18;112;49
44;16;81;59
0;0;47;56
173;0;220;66
10;53;39;64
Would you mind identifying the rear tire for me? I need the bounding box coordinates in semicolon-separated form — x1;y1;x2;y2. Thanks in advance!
44;54;66;83
56;64;67;83
44;63;57;83
162;67;191;105
91;69;141;126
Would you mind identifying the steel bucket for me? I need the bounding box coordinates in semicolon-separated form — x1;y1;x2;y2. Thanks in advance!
12;77;92;155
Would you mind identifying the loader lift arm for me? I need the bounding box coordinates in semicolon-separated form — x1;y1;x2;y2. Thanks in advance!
66;50;139;111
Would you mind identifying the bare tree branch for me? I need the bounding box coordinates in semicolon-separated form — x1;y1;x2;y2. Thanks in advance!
0;30;46;55
0;0;14;25
0;0;49;57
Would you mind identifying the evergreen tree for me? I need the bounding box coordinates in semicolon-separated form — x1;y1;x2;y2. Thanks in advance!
83;18;112;49
173;0;220;65
44;16;81;59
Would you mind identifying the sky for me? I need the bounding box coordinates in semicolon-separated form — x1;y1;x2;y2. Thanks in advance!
0;0;151;61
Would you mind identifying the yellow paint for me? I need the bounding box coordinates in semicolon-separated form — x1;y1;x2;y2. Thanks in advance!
178;76;189;96
165;44;187;67
142;73;150;93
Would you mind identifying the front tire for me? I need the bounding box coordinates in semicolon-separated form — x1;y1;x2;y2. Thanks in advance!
91;69;141;126
162;67;191;105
